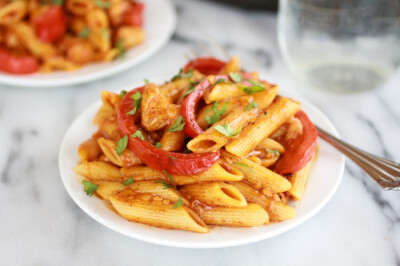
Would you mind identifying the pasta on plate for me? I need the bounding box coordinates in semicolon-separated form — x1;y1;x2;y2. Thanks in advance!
0;0;145;74
74;56;318;233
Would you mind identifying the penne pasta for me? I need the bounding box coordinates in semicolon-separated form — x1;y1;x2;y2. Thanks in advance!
288;159;313;201
230;181;296;222
197;203;269;226
180;182;247;207
78;137;102;162
222;150;291;193
97;137;141;167
110;191;208;233
187;107;260;153
225;97;301;157
73;161;123;181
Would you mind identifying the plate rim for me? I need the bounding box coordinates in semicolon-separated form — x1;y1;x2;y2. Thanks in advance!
0;0;177;88
58;85;345;248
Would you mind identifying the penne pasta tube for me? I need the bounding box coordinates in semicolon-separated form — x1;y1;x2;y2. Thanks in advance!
204;82;246;104
110;193;208;233
197;203;269;226
197;86;279;129
95;181;189;205
160;105;185;151
225;97;301;157
218;55;240;74
222;150;291;193
97;137;141;167
180;182;247;207
288;159;313;201
255;137;285;154
121;162;244;185
78;137;102;162
260;157;280;168
230;181;296;222
73;161;123;181
93;104;115;125
187;107;260;153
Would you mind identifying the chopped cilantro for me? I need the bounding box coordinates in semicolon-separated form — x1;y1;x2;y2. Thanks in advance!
155;180;172;189
131;130;145;140
229;72;243;83
163;170;176;189
126;91;141;115
82;180;98;196
115;135;128;156
173;197;183;208
245;101;258;111
205;101;228;125
123;177;134;186
232;162;255;173
214;123;242;137
78;27;91;38
168;115;185;132
155;142;162;148
95;0;111;9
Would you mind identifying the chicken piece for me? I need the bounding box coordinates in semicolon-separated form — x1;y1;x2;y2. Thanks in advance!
141;83;171;132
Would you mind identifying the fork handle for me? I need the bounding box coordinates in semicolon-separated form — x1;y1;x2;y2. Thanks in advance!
316;126;400;190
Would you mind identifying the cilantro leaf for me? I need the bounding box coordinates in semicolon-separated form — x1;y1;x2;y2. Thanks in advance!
171;68;183;81
115;135;128;156
239;79;266;95
144;79;149;84
205;101;228;125
173;197;183;209
266;149;280;156
78;27;91;38
115;39;125;58
120;90;127;98
229;72;243;83
131;130;145;140
168;156;177;160
245;101;258;111
168;115;185;132
95;0;111;9
171;68;194;81
232;162;255;173
123;177;134;186
214;123;242;137
182;81;199;98
126;91;141;115
215;78;228;85
155;180;172;189
82;180;98;196
101;28;110;39
163;170;176;189
155;142;162;148
52;0;63;5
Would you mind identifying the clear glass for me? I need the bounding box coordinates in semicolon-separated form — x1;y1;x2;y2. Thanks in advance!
278;0;400;92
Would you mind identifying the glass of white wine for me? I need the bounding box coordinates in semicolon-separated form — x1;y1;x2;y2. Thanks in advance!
278;0;400;92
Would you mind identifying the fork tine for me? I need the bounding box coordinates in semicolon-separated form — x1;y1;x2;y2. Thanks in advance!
206;35;231;60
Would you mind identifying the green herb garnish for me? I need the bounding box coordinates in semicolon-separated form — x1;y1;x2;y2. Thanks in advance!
123;177;134;186
229;72;243;83
163;170;176;189
126;91;141;115
215;78;228;85
144;79;149;84
171;68;194;81
115;135;128;156
167;115;185;132
115;39;125;58
232;162;255;173
120;90;127;98
205;101;228;125
214;123;242;137
78;27;91;38
155;142;162;148
168;156;177;160
82;180;98;196
245;101;258;111
155;180;172;189
266;149;280;156
52;0;64;5
173;197;183;209
131;130;145;140
95;0;111;9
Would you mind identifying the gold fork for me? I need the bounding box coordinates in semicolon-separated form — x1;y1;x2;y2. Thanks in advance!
189;39;400;190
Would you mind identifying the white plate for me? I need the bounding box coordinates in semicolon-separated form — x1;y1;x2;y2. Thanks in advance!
0;0;176;88
59;85;345;248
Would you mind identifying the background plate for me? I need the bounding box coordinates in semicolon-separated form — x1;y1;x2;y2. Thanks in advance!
0;0;176;88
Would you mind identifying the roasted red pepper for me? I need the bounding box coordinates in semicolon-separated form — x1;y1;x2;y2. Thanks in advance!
184;57;225;75
275;110;318;175
117;87;220;175
32;6;66;43
0;47;39;74
123;2;145;27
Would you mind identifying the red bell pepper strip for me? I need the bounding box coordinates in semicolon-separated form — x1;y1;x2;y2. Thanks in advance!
123;2;145;27
0;47;39;74
184;57;226;75
117;87;220;175
274;110;318;175
32;6;67;43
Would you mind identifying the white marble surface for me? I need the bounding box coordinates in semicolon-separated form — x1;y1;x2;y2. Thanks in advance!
0;0;399;265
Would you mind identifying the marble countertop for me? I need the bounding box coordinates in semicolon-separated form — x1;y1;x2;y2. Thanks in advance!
0;0;399;265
